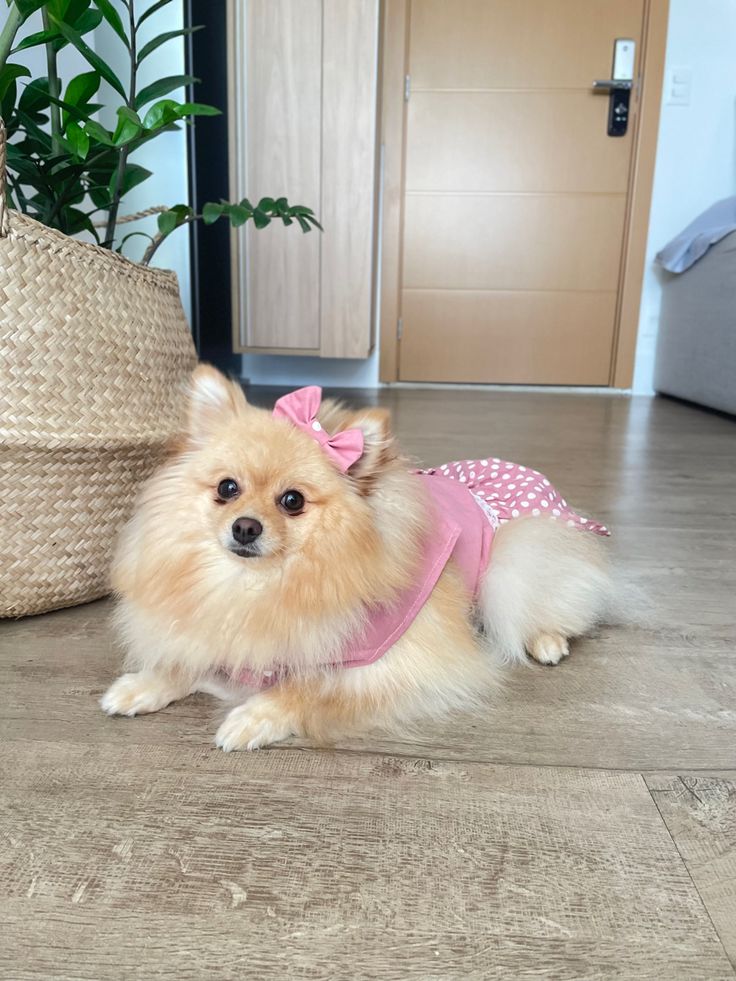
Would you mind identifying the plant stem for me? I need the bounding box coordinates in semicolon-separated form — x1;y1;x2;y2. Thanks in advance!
41;9;63;157
0;3;23;73
102;0;136;249
141;213;201;266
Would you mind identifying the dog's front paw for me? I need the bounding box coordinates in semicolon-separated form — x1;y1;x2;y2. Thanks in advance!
101;671;183;716
215;695;296;752
528;632;570;666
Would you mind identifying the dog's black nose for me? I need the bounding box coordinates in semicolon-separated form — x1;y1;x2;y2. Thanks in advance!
232;517;263;545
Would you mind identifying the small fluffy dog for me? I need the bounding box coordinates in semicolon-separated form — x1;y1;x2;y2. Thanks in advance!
101;365;612;750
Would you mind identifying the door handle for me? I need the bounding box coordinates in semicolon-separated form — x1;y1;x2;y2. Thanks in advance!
593;79;633;91
594;38;636;137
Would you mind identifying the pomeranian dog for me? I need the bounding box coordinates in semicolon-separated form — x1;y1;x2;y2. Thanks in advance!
101;365;612;750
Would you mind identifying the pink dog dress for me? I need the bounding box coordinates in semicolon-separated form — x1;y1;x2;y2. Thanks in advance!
235;389;609;686
338;460;609;669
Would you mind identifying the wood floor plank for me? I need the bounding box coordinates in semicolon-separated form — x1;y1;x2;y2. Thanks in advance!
1;745;733;980
646;773;736;970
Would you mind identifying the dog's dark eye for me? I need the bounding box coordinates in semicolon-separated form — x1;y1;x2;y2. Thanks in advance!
279;490;305;514
216;478;240;501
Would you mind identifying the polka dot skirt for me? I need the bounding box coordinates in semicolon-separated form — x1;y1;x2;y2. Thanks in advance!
422;458;610;536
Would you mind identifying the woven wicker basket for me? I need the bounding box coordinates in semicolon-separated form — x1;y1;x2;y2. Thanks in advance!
0;120;197;617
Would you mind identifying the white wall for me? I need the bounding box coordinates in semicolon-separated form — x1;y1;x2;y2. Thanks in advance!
632;0;736;393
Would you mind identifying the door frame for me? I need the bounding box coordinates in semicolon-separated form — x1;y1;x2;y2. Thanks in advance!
378;0;670;387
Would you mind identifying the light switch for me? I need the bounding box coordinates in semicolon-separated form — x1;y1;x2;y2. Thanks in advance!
666;67;692;105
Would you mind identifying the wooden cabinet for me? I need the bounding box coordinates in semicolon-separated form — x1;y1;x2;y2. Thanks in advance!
227;0;380;358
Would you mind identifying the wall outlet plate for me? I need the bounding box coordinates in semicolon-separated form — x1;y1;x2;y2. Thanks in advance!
666;67;692;106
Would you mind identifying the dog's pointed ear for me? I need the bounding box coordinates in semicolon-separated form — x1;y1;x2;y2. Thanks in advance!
346;407;397;491
186;364;248;442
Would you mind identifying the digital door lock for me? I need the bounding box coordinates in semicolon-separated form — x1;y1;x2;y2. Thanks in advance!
593;38;636;137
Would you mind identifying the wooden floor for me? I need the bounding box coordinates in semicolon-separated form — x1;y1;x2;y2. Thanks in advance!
2;389;735;980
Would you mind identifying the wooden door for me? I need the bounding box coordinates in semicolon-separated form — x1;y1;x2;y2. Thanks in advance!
395;0;653;385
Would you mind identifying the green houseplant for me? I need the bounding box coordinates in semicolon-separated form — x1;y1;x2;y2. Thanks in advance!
0;0;320;259
1;0;320;618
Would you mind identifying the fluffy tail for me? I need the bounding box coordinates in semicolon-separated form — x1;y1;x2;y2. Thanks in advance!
478;517;614;663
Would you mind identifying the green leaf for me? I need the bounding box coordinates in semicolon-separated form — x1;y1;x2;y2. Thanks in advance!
60;0;91;21
6;143;45;181
62;70;99;127
66;7;103;38
47;0;81;20
18;77;49;114
64;72;100;106
228;204;252;227
295;215;312;233
108;162;153;199
112;106;143;145
15;107;52;147
13;30;59;52
137;26;203;65
65;70;100;107
84;118;116;146
88;185;112;209
257;197;275;212
134;74;198;110
136;0;175;27
66;121;90;159
175;101;221;118
63;206;97;238
92;0;130;47
252;208;270;230
202;202;225;225
44;89;96;126
47;13;127;100
142;98;180;130
61;185;87;208
157;210;179;235
0;64;31;105
14;0;47;18
157;205;191;236
46;159;88;185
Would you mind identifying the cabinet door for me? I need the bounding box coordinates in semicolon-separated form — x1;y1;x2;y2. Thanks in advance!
230;0;322;351
229;0;379;358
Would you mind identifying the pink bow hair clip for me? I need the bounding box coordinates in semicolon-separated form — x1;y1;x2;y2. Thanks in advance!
272;386;364;472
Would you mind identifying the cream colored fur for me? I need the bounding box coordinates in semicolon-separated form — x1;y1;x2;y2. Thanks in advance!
479;516;612;665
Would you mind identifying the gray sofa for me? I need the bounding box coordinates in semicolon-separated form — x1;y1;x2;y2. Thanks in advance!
654;230;736;415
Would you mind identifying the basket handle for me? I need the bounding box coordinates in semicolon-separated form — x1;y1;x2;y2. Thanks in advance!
0;118;8;238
